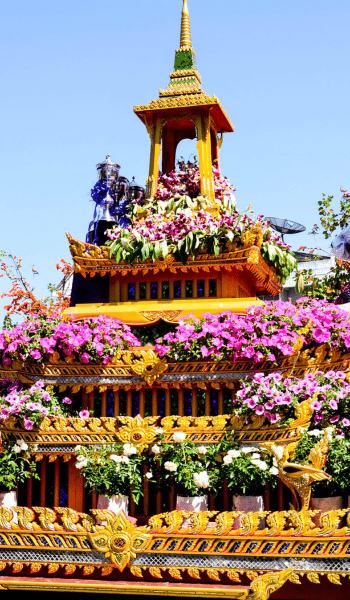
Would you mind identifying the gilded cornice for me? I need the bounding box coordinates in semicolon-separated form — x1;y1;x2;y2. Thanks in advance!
0;401;313;453
0;507;349;593
170;69;201;83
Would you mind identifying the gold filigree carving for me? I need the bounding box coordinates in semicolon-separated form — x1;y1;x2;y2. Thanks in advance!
139;310;182;323
250;569;293;600
117;415;160;449
88;511;151;571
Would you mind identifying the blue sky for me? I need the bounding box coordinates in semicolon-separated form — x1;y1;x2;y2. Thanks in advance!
1;0;350;320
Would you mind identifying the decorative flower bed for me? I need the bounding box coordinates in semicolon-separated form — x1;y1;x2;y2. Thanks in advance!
106;162;297;283
234;370;350;432
0;380;73;430
0;314;141;367
155;298;350;364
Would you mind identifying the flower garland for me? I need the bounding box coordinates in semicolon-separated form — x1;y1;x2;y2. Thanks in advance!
0;314;141;367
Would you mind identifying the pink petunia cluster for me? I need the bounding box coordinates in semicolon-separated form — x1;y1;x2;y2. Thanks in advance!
155;299;350;363
0;380;72;430
235;370;350;434
0;314;141;367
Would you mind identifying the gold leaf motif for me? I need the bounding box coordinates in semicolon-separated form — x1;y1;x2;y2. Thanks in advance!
289;572;301;584
246;571;259;581
207;568;220;581
130;566;143;578
187;568;201;579
149;567;162;579
48;563;60;574
12;563;23;573
30;563;42;573
327;573;342;585
101;566;114;576
226;570;240;583
83;566;95;576
307;572;320;584
0;562;6;572
168;568;182;580
65;565;76;575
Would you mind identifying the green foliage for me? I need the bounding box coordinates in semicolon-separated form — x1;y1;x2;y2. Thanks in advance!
296;192;350;299
294;431;350;497
220;444;278;496
0;438;38;492
174;50;194;71
130;322;176;346
74;443;145;503
151;436;226;497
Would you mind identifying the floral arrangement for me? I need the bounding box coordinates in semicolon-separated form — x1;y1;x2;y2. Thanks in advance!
234;370;350;430
221;444;278;496
0;438;38;492
294;429;350;497
0;313;141;367
0;381;73;430
155;299;350;364
105;160;296;283
150;432;223;497
75;442;145;502
154;160;236;203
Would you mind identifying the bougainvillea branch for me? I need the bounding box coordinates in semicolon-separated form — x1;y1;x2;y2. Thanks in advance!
0;252;73;317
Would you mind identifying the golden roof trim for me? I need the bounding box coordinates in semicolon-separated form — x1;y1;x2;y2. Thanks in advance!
170;69;201;83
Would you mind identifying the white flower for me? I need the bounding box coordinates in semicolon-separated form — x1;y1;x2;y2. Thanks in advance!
76;455;86;462
18;440;28;451
307;429;322;437
227;449;241;458
251;453;261;459
155;428;163;434
74;445;82;452
110;454;122;463
197;446;207;455
151;444;161;455
123;443;137;456
193;471;210;489
145;472;152;479
325;427;334;439
223;454;233;464
251;459;268;471
122;456;130;464
269;466;279;476
13;445;21;454
75;459;88;469
164;461;178;472
173;431;186;442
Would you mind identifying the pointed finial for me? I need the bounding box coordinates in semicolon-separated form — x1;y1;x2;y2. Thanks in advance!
180;0;192;48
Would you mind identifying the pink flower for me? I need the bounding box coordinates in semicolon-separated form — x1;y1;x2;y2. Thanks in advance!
79;410;90;419
310;400;322;411
81;353;90;364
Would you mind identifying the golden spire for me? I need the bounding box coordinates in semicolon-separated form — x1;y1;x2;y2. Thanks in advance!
180;0;192;48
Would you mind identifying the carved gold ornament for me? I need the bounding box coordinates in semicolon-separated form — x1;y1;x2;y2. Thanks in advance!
88;510;151;571
117;415;161;449
262;428;332;510
121;349;168;385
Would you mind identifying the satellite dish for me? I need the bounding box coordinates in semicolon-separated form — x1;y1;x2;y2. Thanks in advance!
265;217;306;242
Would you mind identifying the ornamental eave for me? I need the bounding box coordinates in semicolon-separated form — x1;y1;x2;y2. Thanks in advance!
133;94;234;134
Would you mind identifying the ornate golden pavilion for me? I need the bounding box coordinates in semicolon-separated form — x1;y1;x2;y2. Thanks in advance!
0;1;350;597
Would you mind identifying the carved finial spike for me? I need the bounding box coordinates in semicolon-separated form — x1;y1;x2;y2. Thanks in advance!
180;0;192;48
